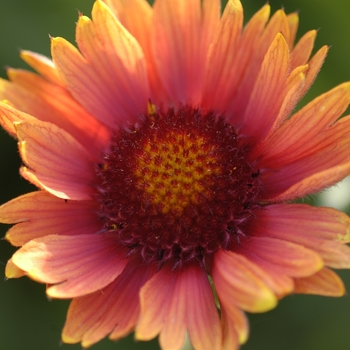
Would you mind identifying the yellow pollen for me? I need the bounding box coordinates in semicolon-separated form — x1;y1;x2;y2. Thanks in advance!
147;101;157;117
134;130;222;214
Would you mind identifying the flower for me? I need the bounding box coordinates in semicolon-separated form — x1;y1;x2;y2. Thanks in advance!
1;0;350;349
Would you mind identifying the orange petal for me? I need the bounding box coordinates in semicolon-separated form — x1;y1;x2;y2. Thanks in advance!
6;68;110;160
264;64;307;138
239;33;290;144
286;12;299;48
137;265;186;349
301;45;328;96
316;243;350;269
12;234;128;298
102;0;153;54
260;10;290;51
101;0;161;97
102;0;171;105
225;4;270;121
254;82;350;166
5;258;26;278
201;0;221;52
52;33;144;131
136;263;221;350
241;237;323;277
220;303;248;345
0;191;101;246
264;160;350;202
220;308;240;350
229;9;290;119
62;258;156;347
51;36;111;125
16;120;95;200
203;0;243;110
261;115;350;200
253;265;294;299
20;50;63;86
152;0;205;104
0;101;35;137
90;1;149;114
291;30;317;67
212;250;277;313
185;267;221;350
0;77;37;113
294;267;345;297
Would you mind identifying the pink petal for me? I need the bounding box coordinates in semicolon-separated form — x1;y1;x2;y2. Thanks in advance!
62;258;156;347
12;233;128;298
268;162;350;202
240;237;323;277
212;250;277;313
247;204;350;268
16;120;95;200
136;263;221;350
0;191;101;246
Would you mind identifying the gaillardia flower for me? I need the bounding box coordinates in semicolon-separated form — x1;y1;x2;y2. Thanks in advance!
2;0;350;349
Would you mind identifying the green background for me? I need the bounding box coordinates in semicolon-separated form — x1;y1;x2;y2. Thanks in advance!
1;0;350;349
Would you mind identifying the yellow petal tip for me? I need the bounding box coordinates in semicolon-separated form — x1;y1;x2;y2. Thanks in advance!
252;290;278;313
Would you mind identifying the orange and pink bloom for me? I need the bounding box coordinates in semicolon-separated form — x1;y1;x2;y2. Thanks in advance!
1;0;350;349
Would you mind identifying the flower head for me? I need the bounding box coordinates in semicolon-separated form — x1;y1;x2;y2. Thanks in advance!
1;0;350;349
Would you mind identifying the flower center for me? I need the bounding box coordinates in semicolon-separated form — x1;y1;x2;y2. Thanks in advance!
96;105;262;268
134;118;223;215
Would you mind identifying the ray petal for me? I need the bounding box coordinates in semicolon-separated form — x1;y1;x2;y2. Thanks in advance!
62;258;156;346
294;267;345;297
0;191;101;246
212;250;277;313
16;120;95;200
12;234;128;298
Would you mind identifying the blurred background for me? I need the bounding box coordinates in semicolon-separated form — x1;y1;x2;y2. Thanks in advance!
1;0;350;349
